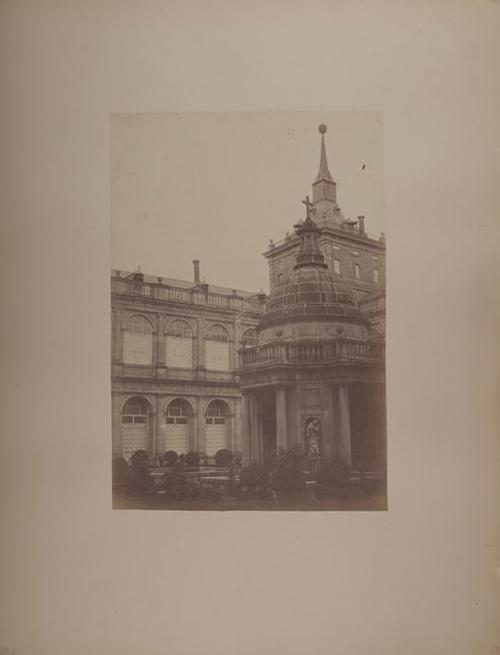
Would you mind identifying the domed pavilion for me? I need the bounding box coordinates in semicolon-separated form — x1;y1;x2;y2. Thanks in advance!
238;131;386;476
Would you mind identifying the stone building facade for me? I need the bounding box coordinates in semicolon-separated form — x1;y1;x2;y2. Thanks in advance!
111;124;386;472
111;266;265;461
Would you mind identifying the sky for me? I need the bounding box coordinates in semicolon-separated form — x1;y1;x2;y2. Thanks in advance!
111;111;384;293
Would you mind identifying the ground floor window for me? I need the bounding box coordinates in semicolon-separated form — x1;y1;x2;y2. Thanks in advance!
121;397;150;460
165;398;191;455
205;400;229;456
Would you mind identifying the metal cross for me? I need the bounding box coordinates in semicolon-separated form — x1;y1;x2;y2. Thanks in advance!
302;195;313;219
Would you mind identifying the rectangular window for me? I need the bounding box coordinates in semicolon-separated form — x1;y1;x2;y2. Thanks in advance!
354;264;360;279
123;333;153;365
373;269;380;283
166;336;193;368
333;259;340;274
206;341;230;371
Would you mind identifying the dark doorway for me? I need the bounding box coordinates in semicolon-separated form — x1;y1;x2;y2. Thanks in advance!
349;383;374;470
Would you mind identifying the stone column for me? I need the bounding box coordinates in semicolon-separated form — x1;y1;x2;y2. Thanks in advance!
192;397;198;454
149;408;157;461
249;392;261;463
154;396;164;459
286;387;297;449
232;398;241;453
196;399;206;455
240;393;250;464
111;393;122;456
276;387;288;452
337;385;352;466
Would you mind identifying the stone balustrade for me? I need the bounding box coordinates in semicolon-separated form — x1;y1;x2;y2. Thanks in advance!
239;338;384;368
111;277;264;314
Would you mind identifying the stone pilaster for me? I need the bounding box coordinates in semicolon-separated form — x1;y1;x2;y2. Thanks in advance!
240;393;250;464
111;393;122;457
276;387;288;452
337;385;352;466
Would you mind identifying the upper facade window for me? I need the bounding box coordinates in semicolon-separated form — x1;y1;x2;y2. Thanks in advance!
354;263;360;279
123;315;153;365
373;269;380;283
333;258;341;274
166;319;193;368
205;324;230;371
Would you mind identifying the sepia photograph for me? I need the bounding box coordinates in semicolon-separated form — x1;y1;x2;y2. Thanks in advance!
3;2;499;653
111;112;386;510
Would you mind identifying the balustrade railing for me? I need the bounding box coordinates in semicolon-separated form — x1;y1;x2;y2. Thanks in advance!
111;277;263;314
239;338;384;368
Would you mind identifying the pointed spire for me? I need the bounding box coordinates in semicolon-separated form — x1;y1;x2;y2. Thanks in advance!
314;124;334;184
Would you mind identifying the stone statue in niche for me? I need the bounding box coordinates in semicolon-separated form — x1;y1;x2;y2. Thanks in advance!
305;418;321;472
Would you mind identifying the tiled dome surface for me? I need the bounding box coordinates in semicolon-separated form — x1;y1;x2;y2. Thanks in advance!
258;267;364;330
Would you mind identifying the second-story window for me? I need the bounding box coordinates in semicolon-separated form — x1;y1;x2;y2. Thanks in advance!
166;320;193;369
354;263;360;279
205;324;230;371
123;315;153;365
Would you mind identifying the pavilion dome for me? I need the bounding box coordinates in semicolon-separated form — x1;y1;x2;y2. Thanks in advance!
257;198;369;343
257;266;367;334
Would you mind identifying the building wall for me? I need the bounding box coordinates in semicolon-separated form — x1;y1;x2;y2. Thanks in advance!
111;272;263;460
267;230;386;302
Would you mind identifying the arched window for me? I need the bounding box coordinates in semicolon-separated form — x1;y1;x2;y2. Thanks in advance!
354;263;360;280
205;324;230;371
166;398;190;424
121;396;150;460
122;397;148;424
205;400;229;456
123;315;153;365
241;327;258;347
166;319;193;368
206;324;229;342
165;398;192;455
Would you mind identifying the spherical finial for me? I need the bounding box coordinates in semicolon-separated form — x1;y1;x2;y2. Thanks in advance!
318;123;327;134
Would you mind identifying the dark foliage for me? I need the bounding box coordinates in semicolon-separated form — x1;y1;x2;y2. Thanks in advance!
127;451;154;497
112;457;130;491
130;449;148;467
214;449;233;466
270;447;306;492
239;462;270;489
185;452;199;467
161;464;199;499
164;450;178;467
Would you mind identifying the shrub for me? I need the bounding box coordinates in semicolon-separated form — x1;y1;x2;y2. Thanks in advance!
271;447;306;492
128;451;154;496
164;450;178;467
215;449;233;467
239;462;270;489
162;467;199;500
130;449;149;467
185;452;199;467
112;457;130;491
